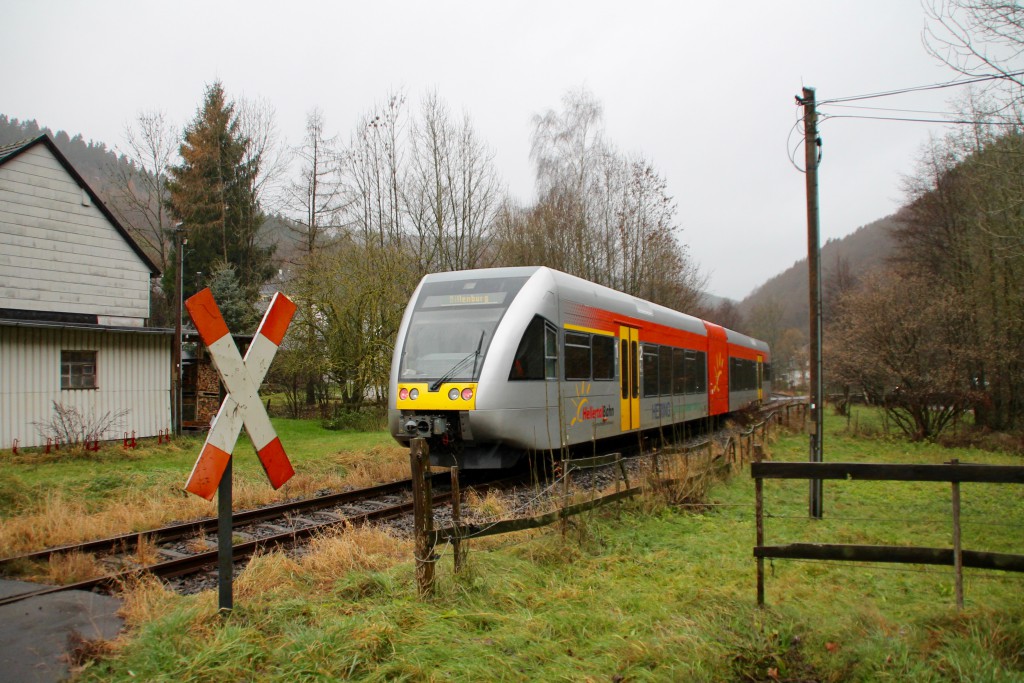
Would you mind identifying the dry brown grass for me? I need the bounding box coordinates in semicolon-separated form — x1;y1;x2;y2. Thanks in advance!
113;574;177;628
301;524;411;586
228;524;412;597
0;489;215;556
235;551;304;601
463;488;515;522
333;446;410;488
35;551;105;584
185;531;213;554
65;631;118;674
0;446;410;557
133;533;159;565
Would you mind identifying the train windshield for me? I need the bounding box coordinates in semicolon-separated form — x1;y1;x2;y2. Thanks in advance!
399;276;529;382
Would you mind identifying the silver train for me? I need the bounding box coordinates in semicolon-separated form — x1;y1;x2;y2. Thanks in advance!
388;266;771;468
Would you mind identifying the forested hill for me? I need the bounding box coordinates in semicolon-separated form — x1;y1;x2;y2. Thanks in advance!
0;115;126;190
737;214;900;329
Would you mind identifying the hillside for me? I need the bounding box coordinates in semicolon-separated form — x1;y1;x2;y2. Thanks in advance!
0;115;125;190
737;214;900;330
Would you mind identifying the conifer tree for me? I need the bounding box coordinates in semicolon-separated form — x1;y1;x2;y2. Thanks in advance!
166;82;275;326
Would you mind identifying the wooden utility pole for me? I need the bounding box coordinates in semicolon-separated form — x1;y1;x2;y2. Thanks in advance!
799;86;824;519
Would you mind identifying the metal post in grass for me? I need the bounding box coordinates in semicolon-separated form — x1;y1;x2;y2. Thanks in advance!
754;443;765;607
410;438;434;596
218;455;233;613
950;459;964;610
450;465;465;574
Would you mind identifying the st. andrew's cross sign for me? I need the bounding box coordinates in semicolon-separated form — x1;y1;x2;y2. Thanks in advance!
184;288;297;499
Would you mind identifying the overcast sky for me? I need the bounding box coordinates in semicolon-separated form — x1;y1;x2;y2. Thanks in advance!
4;1;966;300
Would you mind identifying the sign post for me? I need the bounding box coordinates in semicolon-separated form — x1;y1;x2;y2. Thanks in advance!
183;288;297;612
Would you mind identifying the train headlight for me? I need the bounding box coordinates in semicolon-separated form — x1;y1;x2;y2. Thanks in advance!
409;388;419;400
448;387;460;400
462;387;473;401
399;388;409;400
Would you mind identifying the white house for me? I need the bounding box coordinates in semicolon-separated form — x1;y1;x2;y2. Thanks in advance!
0;134;172;448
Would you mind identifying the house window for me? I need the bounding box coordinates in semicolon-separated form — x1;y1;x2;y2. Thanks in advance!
61;350;97;389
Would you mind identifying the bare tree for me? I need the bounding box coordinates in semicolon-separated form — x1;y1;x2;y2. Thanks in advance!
286;108;345;257
825;270;976;439
108;111;178;272
407;92;502;271
924;0;1024;91
512;88;704;310
897;121;1024;429
341;92;408;251
107;111;179;324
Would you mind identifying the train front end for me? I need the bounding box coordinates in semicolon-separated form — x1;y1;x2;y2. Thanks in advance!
388;268;537;468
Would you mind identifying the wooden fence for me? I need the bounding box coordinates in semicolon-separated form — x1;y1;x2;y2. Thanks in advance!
752;459;1024;609
410;403;802;595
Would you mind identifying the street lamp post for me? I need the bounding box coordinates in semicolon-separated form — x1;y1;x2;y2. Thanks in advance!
173;227;187;436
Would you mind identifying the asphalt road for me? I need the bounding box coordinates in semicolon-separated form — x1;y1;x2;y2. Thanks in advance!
0;580;122;683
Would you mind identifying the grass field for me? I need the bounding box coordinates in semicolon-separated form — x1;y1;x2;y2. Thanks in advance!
6;408;1023;681
0;420;406;559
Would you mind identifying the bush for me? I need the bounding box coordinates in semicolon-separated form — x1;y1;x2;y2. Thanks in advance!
321;407;386;432
32;401;128;452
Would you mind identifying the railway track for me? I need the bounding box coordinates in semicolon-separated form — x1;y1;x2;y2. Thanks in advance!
0;472;481;607
0;401;801;608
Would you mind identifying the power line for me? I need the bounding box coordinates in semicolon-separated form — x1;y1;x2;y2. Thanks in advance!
820;102;968;116
818;70;1024;105
820;113;1021;126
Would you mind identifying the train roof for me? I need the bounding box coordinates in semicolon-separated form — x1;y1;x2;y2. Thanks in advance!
418;266;768;353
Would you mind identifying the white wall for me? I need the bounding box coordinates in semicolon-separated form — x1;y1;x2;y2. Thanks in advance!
0;324;171;448
0;145;152;322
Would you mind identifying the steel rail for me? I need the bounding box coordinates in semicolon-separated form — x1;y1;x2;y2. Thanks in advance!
0;491;450;607
0;474;449;571
0;472;524;608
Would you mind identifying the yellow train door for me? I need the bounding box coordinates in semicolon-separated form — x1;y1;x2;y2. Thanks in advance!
757;355;764;402
619;326;640;431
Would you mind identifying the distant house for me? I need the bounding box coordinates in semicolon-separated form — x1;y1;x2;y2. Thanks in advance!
0;134;171;448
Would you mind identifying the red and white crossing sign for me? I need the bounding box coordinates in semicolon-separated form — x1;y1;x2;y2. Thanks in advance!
184;289;297;500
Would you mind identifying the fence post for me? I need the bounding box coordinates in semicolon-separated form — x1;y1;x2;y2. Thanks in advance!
754;443;766;607
410;438;434;596
451;465;465;574
561;459;571;539
950;458;964;611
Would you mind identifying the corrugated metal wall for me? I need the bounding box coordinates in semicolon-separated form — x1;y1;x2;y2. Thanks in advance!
0;326;171;448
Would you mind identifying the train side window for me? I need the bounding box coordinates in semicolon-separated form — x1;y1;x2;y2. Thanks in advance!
510;315;554;381
592;335;615;380
642;345;659;397
684;350;707;393
565;332;591;380
672;348;685;394
693;351;707;393
764;362;772;383
544;323;558;380
658;346;672;396
730;358;757;391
